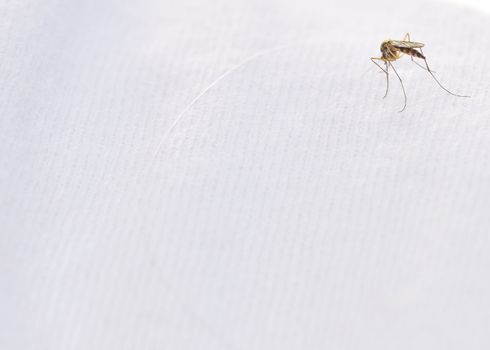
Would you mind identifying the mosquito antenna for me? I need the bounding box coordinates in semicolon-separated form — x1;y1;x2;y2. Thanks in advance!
419;48;470;98
388;61;407;112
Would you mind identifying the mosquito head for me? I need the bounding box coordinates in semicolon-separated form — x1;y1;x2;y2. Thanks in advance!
380;40;389;52
379;40;396;60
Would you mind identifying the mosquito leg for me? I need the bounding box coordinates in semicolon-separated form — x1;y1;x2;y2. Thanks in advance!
387;61;407;112
407;34;418;65
371;57;388;73
421;55;470;98
402;33;432;71
411;57;433;72
416;47;430;71
415;47;436;72
371;57;390;98
383;61;389;98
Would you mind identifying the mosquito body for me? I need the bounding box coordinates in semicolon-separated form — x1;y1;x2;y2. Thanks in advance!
371;33;469;112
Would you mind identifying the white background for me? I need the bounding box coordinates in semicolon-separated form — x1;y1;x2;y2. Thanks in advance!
1;0;490;349
445;0;490;13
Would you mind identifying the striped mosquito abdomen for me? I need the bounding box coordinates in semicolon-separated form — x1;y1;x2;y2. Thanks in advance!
397;47;425;59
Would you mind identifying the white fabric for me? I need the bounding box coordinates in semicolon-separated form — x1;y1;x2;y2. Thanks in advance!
443;0;490;14
1;0;490;349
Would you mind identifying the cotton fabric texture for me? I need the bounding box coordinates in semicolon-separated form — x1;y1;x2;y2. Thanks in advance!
1;0;490;349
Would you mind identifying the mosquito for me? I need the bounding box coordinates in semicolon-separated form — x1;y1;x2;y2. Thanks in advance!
371;33;469;112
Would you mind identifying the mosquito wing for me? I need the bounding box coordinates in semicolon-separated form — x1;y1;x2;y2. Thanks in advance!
390;40;425;49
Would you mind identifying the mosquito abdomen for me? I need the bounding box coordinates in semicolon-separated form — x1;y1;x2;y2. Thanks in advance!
399;47;425;59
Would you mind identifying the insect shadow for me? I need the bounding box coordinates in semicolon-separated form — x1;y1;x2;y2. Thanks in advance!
371;33;470;112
